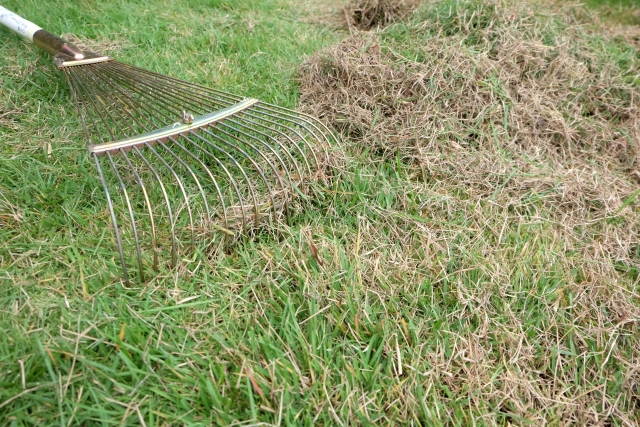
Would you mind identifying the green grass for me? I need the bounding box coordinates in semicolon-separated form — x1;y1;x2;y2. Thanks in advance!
1;0;639;425
585;0;640;25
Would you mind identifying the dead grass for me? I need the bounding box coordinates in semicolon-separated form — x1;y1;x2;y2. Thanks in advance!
299;0;640;422
343;0;422;30
60;34;135;55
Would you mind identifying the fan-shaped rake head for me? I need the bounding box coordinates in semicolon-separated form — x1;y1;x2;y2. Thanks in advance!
62;60;337;284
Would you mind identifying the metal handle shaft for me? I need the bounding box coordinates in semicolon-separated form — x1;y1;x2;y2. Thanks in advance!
0;5;84;59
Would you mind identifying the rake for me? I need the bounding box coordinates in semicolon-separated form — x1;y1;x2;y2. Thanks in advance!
1;5;337;284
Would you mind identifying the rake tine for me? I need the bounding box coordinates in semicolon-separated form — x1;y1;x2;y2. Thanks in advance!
2;6;339;284
144;144;196;251
190;129;261;230
65;67;114;142
214;121;292;220
92;62;309;205
202;127;276;227
185;131;248;231
99;63;198;118
64;69;99;144
132;146;178;268
243;108;322;171
75;66;196;263
110;62;336;153
169;136;231;237
106;152;145;282
121;149;159;271
93;153;129;284
83;64;167;132
161;138;212;229
225;115;309;179
99;62;323;173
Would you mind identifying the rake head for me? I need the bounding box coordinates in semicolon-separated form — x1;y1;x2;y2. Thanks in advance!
62;58;337;284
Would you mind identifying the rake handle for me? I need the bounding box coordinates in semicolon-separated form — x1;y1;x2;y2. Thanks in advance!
0;5;84;59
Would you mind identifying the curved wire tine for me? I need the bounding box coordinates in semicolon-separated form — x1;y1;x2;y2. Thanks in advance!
66;66;116;142
257;102;339;148
97;63;210;119
106;152;145;282
105;63;325;173
190;130;258;230
211;123;287;196
132;146;178;268
185;131;247;232
101;62;231;106
215;120;293;221
83;64;174;134
201;126;277;227
225;113;309;180
102;63;336;157
241;109;322;173
251;104;339;179
98;60;323;174
95;62;327;187
63;68;102;144
105;62;339;157
161;139;212;220
121;149;159;272
170;134;232;236
93;153;129;285
160;138;212;242
144;144;196;251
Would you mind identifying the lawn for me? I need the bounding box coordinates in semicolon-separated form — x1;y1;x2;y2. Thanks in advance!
1;0;639;425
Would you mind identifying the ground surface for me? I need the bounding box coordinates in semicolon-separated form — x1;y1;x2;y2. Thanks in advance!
1;0;639;425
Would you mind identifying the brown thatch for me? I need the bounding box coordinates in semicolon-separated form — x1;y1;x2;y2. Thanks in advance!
343;0;421;30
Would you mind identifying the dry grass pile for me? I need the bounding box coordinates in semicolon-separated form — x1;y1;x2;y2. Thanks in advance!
343;0;422;30
297;0;640;422
300;0;639;269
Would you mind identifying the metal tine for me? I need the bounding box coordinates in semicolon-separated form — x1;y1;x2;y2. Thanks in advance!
65;68;113;143
144;143;196;251
217;117;299;200
208;123;290;222
94;64;285;227
199;127;273;228
103;65;317;179
225;114;310;178
82;65;212;255
121;149;159;272
185;131;250;231
85;64;276;231
71;65;184;269
96;63;313;177
106;151;145;282
98;63;210;119
132;146;178;268
183;131;247;234
93;153;129;284
65;61;339;283
167;135;231;236
84;65;228;244
108;63;337;154
83;65;174;134
233;109;321;174
67;68;138;266
91;66;294;216
65;68;134;282
64;68;102;144
161;137;213;241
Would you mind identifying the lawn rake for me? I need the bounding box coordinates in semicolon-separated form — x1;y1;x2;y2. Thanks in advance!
0;5;337;284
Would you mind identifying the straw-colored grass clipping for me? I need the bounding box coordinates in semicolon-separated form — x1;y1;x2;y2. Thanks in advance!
299;0;639;422
343;0;422;30
300;0;639;249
